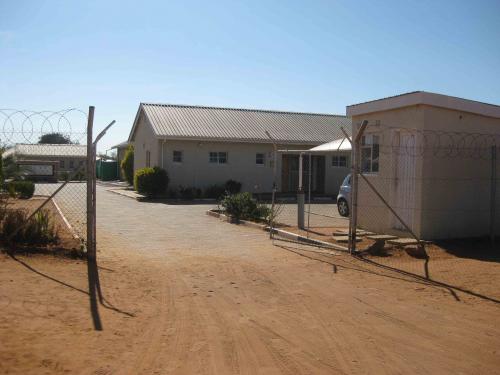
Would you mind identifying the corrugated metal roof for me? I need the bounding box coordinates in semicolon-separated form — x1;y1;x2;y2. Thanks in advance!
133;103;351;145
2;144;87;158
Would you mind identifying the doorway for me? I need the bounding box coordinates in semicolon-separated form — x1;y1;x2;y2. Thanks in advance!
281;154;325;194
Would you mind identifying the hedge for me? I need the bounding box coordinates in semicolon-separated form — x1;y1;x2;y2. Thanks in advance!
134;166;169;197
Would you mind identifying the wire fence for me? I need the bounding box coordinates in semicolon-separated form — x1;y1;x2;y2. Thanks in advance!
0;108;90;253
261;124;500;302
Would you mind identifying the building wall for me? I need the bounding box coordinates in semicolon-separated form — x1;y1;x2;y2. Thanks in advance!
352;105;500;240
131;113;160;173
16;155;87;179
159;140;283;193
419;106;500;239
352;106;426;238
131;115;350;195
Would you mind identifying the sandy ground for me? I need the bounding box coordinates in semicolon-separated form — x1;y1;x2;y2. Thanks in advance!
1;187;500;374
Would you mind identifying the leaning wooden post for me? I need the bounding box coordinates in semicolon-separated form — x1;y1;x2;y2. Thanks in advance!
86;106;95;261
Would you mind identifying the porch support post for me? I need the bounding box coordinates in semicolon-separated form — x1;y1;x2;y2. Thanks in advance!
298;152;305;229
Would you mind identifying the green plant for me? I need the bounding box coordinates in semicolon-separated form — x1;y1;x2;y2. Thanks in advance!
178;186;202;200
134;166;169;197
121;145;134;185
24;210;58;244
8;180;35;199
59;171;70;181
204;184;226;199
221;192;270;221
1;208;58;244
224;179;242;195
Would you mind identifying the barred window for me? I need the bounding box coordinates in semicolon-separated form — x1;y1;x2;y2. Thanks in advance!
361;135;379;173
209;152;227;164
332;155;348;167
173;150;183;163
256;153;265;165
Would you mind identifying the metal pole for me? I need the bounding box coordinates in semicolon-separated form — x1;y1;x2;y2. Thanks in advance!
307;153;312;237
298;152;305;229
491;146;497;246
86;106;95;261
265;131;278;239
342;121;367;253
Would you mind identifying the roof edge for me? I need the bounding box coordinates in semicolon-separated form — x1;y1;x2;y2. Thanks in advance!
140;102;347;118
347;91;500;118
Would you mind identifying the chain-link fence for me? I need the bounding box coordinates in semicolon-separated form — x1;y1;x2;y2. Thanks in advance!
0;108;91;253
347;123;500;295
259;123;500;301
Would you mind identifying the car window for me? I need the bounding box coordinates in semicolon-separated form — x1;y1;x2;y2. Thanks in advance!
343;174;351;186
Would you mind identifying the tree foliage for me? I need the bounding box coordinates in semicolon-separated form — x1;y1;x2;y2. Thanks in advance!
120;145;134;185
38;132;72;144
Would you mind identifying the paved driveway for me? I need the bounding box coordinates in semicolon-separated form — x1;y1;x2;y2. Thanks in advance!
88;186;500;375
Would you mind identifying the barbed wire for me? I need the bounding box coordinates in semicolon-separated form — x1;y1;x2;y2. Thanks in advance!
0;108;88;146
365;126;500;160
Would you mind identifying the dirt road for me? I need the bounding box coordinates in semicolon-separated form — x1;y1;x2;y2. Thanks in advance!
1;186;499;374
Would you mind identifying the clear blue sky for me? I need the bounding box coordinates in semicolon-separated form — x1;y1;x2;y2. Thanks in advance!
1;0;499;152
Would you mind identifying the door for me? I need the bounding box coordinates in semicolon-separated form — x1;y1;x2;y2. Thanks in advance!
392;132;416;231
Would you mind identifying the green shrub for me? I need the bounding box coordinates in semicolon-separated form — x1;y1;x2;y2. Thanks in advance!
59;171;70;181
134;166;169;197
8;180;35;199
121;145;134;185
204;184;226;199
2;209;58;244
224;179;242;195
221;192;270;221
177;186;203;200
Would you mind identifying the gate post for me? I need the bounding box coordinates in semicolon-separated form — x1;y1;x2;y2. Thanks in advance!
297;152;305;229
86;106;95;261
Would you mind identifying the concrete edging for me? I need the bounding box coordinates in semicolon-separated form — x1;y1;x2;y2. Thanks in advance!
206;209;348;252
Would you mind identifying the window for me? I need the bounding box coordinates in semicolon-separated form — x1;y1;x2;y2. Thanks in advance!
79;160;84;167
332;155;348;167
361;134;379;173
173;150;183;163
146;150;151;167
69;160;74;169
60;160;65;169
209;152;227;164
256;153;265;165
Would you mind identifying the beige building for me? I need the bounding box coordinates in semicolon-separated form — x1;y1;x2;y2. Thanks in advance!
347;91;500;240
3;144;87;181
128;103;352;195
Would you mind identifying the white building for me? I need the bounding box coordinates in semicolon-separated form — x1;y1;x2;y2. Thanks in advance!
128;103;352;195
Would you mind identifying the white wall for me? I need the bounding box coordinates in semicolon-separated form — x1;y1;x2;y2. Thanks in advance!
131;112;159;173
160;140;281;193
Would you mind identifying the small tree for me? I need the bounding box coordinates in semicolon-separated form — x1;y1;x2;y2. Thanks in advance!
121;145;134;185
38;132;72;144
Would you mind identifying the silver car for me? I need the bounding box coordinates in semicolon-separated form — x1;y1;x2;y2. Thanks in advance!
337;174;351;217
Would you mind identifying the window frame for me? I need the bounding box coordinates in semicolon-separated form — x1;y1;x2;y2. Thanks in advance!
172;150;183;163
255;153;265;165
360;134;380;174
332;155;348;168
209;151;228;164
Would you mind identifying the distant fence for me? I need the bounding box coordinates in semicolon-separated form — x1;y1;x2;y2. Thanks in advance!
0;108;93;253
